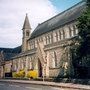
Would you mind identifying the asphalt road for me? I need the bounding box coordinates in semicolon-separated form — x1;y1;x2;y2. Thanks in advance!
0;82;79;90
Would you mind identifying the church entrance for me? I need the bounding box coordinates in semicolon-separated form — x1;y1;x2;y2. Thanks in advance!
38;59;42;77
5;72;12;77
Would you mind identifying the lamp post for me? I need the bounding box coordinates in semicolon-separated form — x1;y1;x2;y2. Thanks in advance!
43;63;46;82
43;64;45;81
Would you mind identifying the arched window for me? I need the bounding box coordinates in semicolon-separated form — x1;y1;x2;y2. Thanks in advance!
22;57;26;69
16;59;18;70
30;41;35;49
48;36;50;44
30;41;32;49
49;34;52;44
71;26;73;36
26;56;30;69
46;35;52;44
21;59;24;70
28;57;33;70
35;40;37;48
19;58;22;70
74;25;78;35
13;60;17;71
30;57;34;70
50;51;57;68
46;36;49;44
59;30;61;40
43;36;47;45
61;30;64;40
63;30;65;39
69;25;76;37
57;31;60;41
54;51;57;67
45;36;47;45
55;32;58;41
53;32;57;42
64;27;70;39
26;31;29;36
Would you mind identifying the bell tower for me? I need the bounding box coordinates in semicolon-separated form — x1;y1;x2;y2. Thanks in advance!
22;14;31;52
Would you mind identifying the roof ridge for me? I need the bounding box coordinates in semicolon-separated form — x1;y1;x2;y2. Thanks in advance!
38;0;85;26
30;0;86;39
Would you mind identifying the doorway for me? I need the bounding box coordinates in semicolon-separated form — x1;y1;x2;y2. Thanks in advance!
38;59;42;77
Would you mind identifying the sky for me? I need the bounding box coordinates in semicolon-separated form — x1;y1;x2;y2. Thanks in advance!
0;0;82;48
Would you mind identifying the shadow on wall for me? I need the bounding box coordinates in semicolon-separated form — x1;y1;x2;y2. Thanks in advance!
53;47;90;84
53;47;73;82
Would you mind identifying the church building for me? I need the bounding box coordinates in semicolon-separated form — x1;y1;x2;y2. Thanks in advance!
0;1;86;79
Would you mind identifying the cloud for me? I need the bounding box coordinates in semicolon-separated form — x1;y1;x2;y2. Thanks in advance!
0;0;58;48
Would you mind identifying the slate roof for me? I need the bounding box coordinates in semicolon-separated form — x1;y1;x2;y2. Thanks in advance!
0;46;21;61
30;1;86;39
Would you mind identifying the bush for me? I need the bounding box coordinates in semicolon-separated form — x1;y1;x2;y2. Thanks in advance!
18;70;25;78
12;72;19;78
27;70;38;79
12;70;25;78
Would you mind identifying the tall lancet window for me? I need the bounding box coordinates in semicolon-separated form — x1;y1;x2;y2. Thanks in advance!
57;31;60;41
74;25;78;35
16;59;18;70
29;58;32;70
69;25;75;37
49;34;52;44
54;51;57;67
50;51;57;68
21;59;24;70
29;57;34;70
53;32;57;42
59;30;61;40
61;30;64;40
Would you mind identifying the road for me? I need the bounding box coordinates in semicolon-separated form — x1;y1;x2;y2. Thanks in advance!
0;81;79;90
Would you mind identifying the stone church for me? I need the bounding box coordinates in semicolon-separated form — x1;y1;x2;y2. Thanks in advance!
0;1;86;78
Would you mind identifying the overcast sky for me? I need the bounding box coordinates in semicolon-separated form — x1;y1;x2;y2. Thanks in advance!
0;0;82;48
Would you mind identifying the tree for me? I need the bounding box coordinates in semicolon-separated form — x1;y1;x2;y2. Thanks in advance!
77;0;90;36
75;0;90;78
77;0;90;58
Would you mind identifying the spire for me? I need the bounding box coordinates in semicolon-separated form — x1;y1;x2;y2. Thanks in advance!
22;14;31;30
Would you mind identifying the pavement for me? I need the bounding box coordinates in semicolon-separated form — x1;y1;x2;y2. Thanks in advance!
0;79;90;90
0;81;63;90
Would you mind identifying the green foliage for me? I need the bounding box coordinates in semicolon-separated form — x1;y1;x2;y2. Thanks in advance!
77;6;90;40
86;0;90;8
72;0;90;78
76;0;90;57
